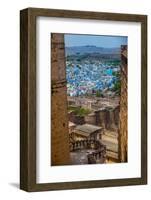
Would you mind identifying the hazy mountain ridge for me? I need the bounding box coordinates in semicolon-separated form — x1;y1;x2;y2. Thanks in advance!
65;45;120;56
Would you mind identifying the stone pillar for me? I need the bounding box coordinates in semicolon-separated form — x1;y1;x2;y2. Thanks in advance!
119;45;128;162
51;33;70;166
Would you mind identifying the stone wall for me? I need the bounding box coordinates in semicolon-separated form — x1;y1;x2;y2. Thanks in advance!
51;33;70;166
119;45;128;162
85;107;119;131
69;106;119;131
85;113;96;125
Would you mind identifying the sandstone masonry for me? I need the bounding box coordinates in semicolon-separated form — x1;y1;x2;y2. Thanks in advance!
51;33;70;166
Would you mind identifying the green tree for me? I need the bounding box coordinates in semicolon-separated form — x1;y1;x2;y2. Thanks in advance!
112;80;121;94
96;91;104;97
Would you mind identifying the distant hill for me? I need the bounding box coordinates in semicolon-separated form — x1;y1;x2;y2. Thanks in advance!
65;45;120;56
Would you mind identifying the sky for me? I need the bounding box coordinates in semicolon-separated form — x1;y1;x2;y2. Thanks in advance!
65;34;127;48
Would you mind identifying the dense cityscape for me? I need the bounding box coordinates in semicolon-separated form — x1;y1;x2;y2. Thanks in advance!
65;45;122;164
51;33;127;166
66;60;120;97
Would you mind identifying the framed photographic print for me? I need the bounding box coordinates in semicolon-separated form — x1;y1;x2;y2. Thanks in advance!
20;8;147;191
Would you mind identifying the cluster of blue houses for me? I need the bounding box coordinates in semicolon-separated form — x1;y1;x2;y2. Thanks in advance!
66;62;120;96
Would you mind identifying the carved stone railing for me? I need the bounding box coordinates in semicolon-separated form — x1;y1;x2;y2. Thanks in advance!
87;148;106;164
70;139;106;164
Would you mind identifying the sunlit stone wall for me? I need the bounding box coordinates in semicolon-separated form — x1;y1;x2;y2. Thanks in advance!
51;33;70;166
119;45;128;162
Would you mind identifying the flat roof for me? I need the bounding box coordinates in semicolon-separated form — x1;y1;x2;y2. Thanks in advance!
74;123;102;135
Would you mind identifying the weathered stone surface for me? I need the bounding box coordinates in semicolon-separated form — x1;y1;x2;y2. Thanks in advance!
98;108;108;128
85;113;96;125
68;111;85;125
114;105;120;126
70;140;106;164
97;107;119;131
119;45;128;162
51;33;70;166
